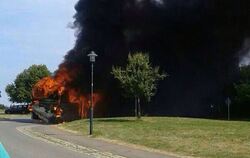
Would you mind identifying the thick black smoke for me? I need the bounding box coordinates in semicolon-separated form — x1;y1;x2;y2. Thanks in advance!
63;0;250;117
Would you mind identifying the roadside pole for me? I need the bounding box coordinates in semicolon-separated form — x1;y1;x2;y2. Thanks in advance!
225;97;231;121
87;51;98;135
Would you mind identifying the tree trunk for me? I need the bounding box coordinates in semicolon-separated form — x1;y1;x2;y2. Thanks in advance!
137;97;141;119
134;96;138;118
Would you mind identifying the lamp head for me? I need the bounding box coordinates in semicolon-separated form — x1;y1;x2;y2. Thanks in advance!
87;51;98;63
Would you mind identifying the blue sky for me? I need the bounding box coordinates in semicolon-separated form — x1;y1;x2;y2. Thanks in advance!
0;0;78;105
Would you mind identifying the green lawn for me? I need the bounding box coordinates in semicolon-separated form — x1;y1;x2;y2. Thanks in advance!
60;117;250;158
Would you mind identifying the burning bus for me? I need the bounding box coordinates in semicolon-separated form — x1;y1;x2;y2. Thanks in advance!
29;65;100;123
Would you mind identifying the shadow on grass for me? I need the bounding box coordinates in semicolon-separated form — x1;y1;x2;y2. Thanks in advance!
202;117;250;122
96;118;141;123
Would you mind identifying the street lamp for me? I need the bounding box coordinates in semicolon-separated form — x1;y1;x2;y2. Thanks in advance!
87;51;98;135
225;97;231;121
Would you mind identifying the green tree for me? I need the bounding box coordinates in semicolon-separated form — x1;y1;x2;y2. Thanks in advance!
234;65;250;103
239;65;250;83
233;65;250;117
112;53;167;118
234;83;250;104
5;65;51;103
0;104;5;109
5;84;18;103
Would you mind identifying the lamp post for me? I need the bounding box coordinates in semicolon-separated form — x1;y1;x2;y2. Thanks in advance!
225;97;231;121
87;51;97;135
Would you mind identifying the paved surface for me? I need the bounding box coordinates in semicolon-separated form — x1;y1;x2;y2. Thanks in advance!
0;115;177;158
31;125;176;158
0;116;92;158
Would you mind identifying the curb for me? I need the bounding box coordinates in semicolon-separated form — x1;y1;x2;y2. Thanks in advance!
17;125;126;158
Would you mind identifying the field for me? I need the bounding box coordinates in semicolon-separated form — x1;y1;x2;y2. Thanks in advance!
60;117;250;158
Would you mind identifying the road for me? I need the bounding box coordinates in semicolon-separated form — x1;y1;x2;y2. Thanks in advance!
0;114;176;158
0;116;93;158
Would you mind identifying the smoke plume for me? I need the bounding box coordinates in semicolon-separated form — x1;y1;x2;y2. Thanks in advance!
58;0;250;117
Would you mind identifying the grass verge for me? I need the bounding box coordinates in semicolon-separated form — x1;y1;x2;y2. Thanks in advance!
0;109;5;118
60;117;250;158
0;109;30;119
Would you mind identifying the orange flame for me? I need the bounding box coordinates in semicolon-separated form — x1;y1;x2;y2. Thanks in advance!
67;89;101;118
32;64;101;119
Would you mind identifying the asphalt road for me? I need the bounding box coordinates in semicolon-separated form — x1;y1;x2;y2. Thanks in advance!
0;115;93;158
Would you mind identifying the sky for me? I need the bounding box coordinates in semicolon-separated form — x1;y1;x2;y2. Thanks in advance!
0;0;79;106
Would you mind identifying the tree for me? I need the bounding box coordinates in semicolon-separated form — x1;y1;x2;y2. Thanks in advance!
0;104;5;110
112;53;167;118
234;65;250;103
5;65;51;103
233;65;250;117
239;65;250;83
5;84;18;103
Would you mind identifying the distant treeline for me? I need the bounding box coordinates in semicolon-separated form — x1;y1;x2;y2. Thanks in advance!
0;104;5;109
